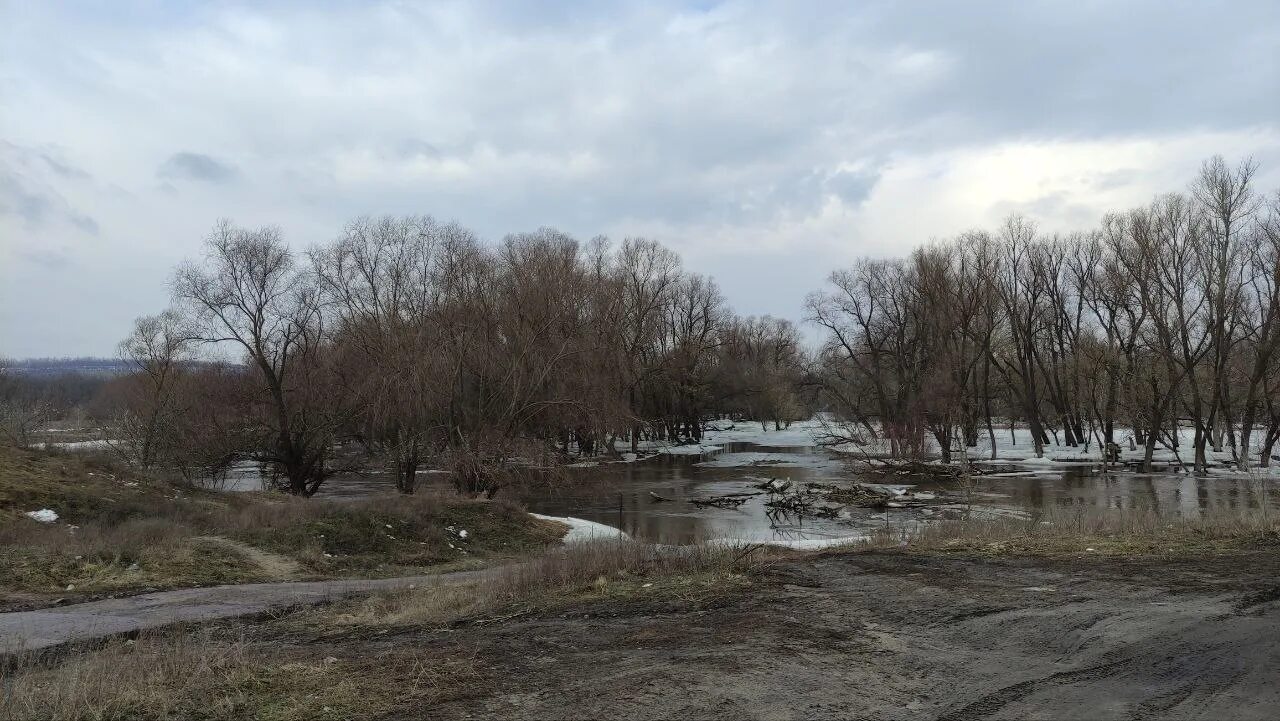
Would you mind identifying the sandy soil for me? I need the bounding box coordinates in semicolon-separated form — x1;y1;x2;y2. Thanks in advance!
403;548;1280;720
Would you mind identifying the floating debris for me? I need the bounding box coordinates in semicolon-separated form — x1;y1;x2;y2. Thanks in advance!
755;477;792;494
690;495;750;509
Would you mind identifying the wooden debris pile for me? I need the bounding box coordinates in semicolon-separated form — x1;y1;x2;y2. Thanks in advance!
650;474;945;519
754;477;793;493
689;493;756;509
760;479;941;520
810;482;892;508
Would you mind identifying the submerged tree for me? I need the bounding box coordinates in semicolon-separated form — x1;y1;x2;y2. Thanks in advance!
810;155;1280;472
173;221;344;496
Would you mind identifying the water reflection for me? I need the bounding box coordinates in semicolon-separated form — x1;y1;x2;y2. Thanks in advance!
958;466;1280;517
516;449;1280;544
209;443;1280;545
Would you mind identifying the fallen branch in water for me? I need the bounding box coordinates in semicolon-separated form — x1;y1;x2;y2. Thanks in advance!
690;495;750;509
755;477;793;494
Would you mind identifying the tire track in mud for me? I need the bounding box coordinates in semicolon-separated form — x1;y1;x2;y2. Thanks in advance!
936;658;1132;721
1131;668;1247;721
1127;633;1253;720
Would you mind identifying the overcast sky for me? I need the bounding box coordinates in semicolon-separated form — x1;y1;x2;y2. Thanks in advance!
3;1;1279;358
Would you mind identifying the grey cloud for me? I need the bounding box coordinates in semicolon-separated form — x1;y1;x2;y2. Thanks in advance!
3;1;1280;357
991;192;1099;230
0;148;99;235
39;152;91;180
857;1;1280;144
17;246;73;270
825;167;882;206
67;211;100;235
391;138;442;161
0;171;53;225
157;152;239;183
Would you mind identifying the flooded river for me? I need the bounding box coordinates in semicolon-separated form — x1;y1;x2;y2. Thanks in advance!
513;442;1280;545
209;438;1280;546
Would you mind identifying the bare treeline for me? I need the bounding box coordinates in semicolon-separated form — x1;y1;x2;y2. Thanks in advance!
809;155;1280;472
105;220;807;495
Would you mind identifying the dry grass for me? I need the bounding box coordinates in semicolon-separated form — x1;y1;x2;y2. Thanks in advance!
870;504;1280;557
0;447;566;603
220;493;564;575
0;521;259;598
0;628;484;721
1;631;248;720
321;538;769;629
0;540;765;720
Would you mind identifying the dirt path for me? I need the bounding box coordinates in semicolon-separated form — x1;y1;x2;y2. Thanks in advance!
0;567;499;655
410;549;1280;720
192;535;305;579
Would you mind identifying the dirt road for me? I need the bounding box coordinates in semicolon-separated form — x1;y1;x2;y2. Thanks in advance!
415;549;1280;720
0;569;497;654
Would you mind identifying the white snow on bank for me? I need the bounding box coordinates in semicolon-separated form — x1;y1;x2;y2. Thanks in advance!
24;509;59;523
660;443;725;456
693;451;842;471
700;418;825;447
758;535;867;550
813;419;1280;476
965;427;1280;476
33;439;116;452
698;534;869;551
532;513;629;544
608;420;824;457
609;438;724;457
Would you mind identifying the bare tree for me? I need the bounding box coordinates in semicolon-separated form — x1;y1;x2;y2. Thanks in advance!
807;154;1277;472
313;215;461;493
1191;156;1260;457
107;311;192;469
173;220;341;496
991;214;1050;457
1241;191;1280;467
0;360;56;448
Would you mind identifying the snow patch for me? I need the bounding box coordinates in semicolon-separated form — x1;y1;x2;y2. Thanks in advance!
706;534;867;550
34;439;115;452
693;451;841;471
700;418;825;447
660;444;724;456
532;513;628;544
24;509;59;523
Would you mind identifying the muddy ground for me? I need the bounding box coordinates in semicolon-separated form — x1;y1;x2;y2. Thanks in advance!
337;547;1280;721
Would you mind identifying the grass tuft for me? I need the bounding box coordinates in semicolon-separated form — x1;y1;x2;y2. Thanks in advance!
324;538;769;629
869;504;1280;557
0;628;485;721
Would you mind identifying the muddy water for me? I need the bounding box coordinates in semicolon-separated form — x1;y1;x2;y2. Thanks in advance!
516;444;1280;545
518;442;863;545
212;442;1280;546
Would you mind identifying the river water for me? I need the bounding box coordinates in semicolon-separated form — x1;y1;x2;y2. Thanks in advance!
513;442;1280;545
195;437;1280;546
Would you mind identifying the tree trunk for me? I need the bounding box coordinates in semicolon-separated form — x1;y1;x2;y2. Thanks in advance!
1260;417;1280;468
1192;422;1209;474
1028;415;1046;457
1142;426;1159;473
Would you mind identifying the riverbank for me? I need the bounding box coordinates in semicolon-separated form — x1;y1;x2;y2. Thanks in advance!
0;447;567;611
4;510;1277;720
